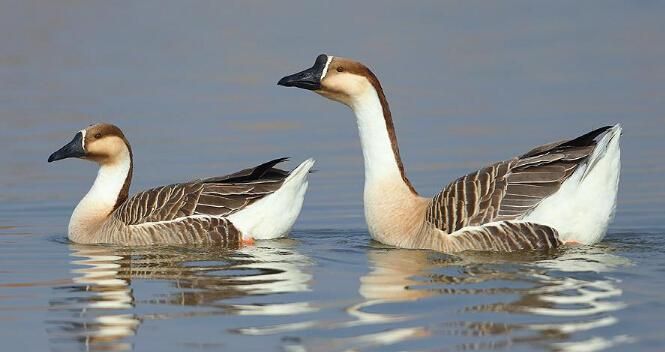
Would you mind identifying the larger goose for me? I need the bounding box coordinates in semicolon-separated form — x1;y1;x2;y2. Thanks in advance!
48;123;314;246
278;54;621;252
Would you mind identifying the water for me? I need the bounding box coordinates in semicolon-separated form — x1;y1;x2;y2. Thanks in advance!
1;1;664;351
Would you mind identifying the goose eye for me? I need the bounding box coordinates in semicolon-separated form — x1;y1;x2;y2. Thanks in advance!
337;66;344;72
94;133;102;139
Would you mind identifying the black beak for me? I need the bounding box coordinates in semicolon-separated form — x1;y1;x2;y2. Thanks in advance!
277;54;329;90
48;132;86;162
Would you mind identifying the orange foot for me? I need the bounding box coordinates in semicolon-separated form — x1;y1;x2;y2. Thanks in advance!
242;237;255;246
563;239;581;246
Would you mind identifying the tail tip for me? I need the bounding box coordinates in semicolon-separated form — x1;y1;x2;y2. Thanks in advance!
611;123;623;135
287;158;316;179
604;123;623;141
298;157;316;170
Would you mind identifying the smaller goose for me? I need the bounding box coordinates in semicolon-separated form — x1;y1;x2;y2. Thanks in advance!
279;54;621;253
48;123;314;246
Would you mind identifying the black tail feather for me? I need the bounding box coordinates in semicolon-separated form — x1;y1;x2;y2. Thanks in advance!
203;157;290;184
520;125;614;158
561;126;613;148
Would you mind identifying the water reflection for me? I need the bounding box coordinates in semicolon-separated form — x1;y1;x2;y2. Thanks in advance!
326;245;632;351
47;240;312;351
47;245;138;351
525;246;632;352
230;244;633;350
346;249;445;326
45;238;634;351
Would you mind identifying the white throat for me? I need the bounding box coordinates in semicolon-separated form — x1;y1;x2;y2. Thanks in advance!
349;86;423;243
350;88;402;185
69;149;131;239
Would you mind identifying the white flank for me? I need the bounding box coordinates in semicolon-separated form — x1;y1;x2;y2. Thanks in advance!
320;55;334;80
228;158;315;240
523;124;622;244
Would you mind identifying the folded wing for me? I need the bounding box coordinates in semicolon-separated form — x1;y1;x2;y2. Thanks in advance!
425;126;613;240
113;158;290;226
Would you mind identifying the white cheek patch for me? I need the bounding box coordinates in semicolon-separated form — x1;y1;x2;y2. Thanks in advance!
79;129;87;150
319;55;334;80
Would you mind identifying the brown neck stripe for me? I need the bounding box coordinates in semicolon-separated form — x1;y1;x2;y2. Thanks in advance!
361;67;417;195
112;140;133;212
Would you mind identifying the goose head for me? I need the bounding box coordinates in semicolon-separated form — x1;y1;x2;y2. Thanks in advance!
48;123;131;165
278;54;380;107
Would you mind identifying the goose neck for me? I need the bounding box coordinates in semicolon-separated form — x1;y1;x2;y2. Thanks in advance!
350;86;415;195
68;148;133;241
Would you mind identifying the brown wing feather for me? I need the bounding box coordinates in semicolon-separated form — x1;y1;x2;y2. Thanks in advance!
426;126;613;234
193;179;285;217
112;159;289;226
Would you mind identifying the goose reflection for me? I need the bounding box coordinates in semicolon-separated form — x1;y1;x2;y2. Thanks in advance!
48;240;313;351
346;248;445;326
335;244;632;351
48;245;139;351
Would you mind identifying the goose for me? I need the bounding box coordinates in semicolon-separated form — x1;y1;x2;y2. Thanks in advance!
48;123;314;246
278;54;621;252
